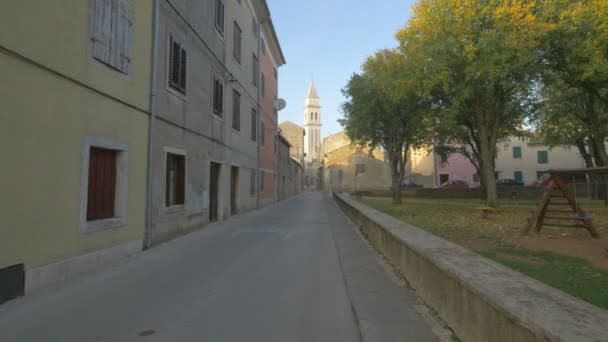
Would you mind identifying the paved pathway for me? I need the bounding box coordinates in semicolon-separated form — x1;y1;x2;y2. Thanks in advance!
0;192;437;342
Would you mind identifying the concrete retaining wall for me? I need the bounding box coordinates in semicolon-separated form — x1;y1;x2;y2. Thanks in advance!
333;193;608;342
355;184;593;200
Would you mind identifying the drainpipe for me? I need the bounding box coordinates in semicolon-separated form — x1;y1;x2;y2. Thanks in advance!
144;0;160;249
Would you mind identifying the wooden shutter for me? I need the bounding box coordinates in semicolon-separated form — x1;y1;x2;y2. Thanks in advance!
215;0;224;33
213;78;223;115
232;90;240;131
116;0;133;74
252;54;258;86
233;22;241;63
87;148;117;221
179;48;187;92
251;109;257;141
169;36;186;94
92;0;113;64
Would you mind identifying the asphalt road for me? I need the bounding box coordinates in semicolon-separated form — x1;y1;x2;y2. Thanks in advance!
0;192;437;342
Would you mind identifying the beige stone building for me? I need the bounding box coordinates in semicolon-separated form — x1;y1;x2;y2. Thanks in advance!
279;121;305;164
277;134;302;199
320;132;391;192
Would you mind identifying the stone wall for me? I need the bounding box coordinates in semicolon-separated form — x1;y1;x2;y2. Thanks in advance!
333;193;608;342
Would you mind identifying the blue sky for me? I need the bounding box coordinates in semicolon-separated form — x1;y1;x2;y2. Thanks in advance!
267;0;415;138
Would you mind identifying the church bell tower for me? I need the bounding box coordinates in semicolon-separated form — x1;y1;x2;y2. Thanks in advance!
304;80;322;163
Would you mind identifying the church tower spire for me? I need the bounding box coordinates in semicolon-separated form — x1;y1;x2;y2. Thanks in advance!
304;80;322;163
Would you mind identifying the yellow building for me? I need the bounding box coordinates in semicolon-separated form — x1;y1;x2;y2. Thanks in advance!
320;132;391;192
0;1;153;299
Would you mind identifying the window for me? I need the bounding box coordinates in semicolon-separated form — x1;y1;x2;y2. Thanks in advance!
355;163;365;174
513;146;522;159
315;112;318;121
233;22;242;64
169;36;187;95
251;109;257;141
514;171;523;182
80;137;128;233
310;112;313;121
252;19;258;37
261;37;266;55
91;0;133;74
250;170;256;196
213;76;224;116
87;147;118;221
261;171;265;191
252;54;258;87
166;152;185;207
261;120;266;146
214;0;225;35
261;73;266;98
232;90;241;131
538;150;549;164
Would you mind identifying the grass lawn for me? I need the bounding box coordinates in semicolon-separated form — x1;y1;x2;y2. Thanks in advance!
360;196;608;310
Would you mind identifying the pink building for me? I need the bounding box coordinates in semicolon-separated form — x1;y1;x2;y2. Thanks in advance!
258;26;286;207
434;152;479;187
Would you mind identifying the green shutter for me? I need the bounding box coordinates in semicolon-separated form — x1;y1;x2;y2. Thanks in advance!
538;151;548;164
513;146;522;158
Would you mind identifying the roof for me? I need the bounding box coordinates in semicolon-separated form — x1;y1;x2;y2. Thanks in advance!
279;120;303;130
253;0;286;66
278;133;292;147
324;144;386;167
306;80;320;99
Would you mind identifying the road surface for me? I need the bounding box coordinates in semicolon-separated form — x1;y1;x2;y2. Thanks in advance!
0;192;437;342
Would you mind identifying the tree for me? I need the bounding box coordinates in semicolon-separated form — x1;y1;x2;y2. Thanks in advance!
539;0;608;166
397;0;553;207
340;49;428;204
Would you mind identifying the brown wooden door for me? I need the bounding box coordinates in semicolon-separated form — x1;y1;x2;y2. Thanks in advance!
230;166;239;215
210;162;221;222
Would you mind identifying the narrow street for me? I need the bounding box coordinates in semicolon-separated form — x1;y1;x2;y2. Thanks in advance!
0;192;436;342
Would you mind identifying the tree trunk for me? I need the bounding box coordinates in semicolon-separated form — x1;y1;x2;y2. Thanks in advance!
576;138;594;168
479;128;498;207
389;150;403;204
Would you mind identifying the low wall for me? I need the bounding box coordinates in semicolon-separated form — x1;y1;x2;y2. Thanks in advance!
356;184;592;200
333;193;608;342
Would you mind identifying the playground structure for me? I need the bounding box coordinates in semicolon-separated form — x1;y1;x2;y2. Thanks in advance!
522;167;606;239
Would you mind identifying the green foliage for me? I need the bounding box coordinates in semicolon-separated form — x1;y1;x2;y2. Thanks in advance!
396;0;553;207
537;0;608;165
340;49;429;203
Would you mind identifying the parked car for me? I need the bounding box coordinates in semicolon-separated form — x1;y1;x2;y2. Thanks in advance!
401;179;424;189
384;179;425;190
533;173;587;186
496;179;524;187
439;180;469;188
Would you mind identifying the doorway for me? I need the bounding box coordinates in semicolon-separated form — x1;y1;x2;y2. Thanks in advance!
230;166;239;215
210;162;221;222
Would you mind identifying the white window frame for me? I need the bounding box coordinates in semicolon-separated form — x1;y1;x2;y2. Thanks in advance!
80;137;129;233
